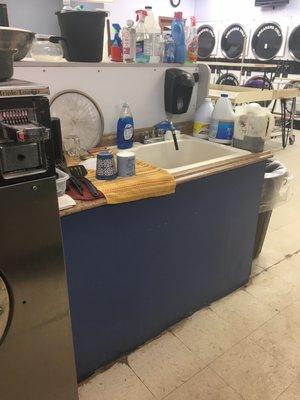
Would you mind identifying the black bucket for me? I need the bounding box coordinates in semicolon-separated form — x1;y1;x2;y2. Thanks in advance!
56;10;107;62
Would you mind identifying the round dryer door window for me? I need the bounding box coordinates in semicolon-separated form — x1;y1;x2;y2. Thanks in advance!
288;25;300;62
0;275;10;344
216;73;239;86
197;25;216;59
252;22;283;60
221;24;246;60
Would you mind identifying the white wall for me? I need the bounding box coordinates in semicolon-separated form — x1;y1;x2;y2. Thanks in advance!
5;0;61;34
4;0;196;35
14;64;200;134
103;0;196;25
195;0;300;22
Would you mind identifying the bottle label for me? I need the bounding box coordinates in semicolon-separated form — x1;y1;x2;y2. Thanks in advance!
153;33;161;57
124;124;133;140
123;31;135;59
136;40;145;57
193;121;209;135
210;120;234;141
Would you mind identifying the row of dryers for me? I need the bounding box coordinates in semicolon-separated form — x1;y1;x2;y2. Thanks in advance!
197;18;300;62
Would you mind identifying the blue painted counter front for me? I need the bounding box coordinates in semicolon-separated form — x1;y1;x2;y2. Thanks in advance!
61;161;265;381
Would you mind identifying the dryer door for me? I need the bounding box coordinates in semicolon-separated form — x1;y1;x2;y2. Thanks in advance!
288;25;300;62
0;275;10;344
252;22;283;61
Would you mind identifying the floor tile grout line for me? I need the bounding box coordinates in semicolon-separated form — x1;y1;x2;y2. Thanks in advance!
256;248;300;271
126;361;158;399
207;366;246;400
273;376;299;400
159;368;204;400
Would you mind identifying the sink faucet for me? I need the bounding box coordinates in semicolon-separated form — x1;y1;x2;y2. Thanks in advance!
140;121;179;150
168;120;179;151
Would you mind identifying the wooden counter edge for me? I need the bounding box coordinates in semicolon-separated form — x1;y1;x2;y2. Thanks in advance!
60;150;272;218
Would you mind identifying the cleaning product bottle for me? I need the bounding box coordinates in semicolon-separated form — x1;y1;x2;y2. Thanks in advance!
163;33;175;63
187;16;198;62
171;12;186;64
144;6;161;63
209;94;235;144
117;103;134;149
122;20;136;63
193;98;214;139
135;10;150;63
111;23;123;62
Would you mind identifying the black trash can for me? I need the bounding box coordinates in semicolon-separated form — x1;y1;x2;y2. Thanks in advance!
253;159;290;259
56;10;107;62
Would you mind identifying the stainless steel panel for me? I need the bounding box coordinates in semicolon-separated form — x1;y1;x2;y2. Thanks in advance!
0;177;78;400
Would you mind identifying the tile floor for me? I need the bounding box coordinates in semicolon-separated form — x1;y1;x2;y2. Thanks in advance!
79;134;300;400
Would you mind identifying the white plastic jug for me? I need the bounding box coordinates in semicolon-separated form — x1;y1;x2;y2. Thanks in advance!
233;103;275;152
209;94;235;144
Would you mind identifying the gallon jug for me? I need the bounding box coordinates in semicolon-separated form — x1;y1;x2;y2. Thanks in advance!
144;6;161;63
193;98;214;139
209;94;234;144
233;103;275;152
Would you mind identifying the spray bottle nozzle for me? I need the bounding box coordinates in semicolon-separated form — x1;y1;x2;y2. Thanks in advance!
112;23;122;33
135;9;147;22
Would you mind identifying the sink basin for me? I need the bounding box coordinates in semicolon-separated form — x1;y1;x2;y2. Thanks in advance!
132;135;250;174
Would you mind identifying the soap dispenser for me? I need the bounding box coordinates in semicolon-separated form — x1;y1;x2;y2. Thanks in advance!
164;68;195;115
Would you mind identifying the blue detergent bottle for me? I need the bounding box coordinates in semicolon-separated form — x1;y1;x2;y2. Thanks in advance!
171;12;186;64
117;103;134;149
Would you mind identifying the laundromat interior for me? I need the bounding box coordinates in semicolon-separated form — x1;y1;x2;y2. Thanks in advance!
0;1;300;399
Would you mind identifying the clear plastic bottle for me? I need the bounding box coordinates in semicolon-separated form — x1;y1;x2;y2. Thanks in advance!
135;10;150;64
122;20;136;63
117;103;134;149
144;6;162;63
209;94;235;144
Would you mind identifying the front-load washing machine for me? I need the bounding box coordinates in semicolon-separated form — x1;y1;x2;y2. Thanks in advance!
286;20;300;62
249;20;288;61
216;72;240;86
197;22;219;60
219;22;250;60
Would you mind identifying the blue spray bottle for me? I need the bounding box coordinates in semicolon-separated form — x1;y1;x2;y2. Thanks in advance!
117;103;134;149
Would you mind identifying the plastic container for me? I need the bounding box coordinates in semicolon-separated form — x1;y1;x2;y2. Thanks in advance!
144;6;161;63
163;34;175;63
193;98;214;139
253;159;292;259
56;168;69;197
111;23;123;62
135;10;150;63
122;20;136;63
233;103;275;152
209;94;235;144
31;35;64;62
56;10;107;62
171;12;186;64
117;103;134;149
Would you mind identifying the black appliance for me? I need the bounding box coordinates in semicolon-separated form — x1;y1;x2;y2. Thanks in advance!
197;25;216;59
0;79;78;400
164;68;195;115
255;0;289;5
56;10;107;62
0;4;9;26
221;24;246;60
251;22;283;60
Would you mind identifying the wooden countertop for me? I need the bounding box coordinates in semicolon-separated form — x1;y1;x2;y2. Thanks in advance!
60;149;271;218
